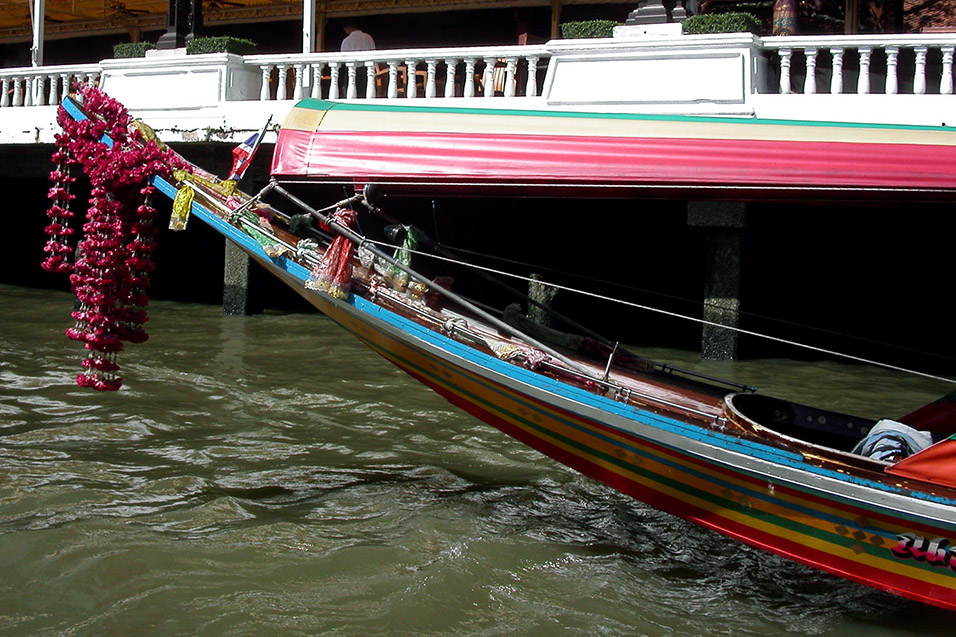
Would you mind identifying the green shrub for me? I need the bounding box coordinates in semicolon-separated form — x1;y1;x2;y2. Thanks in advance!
560;20;622;39
186;36;257;55
682;12;761;34
113;42;155;58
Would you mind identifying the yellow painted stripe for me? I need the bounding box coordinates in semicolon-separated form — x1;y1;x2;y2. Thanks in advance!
317;294;954;589
295;106;956;147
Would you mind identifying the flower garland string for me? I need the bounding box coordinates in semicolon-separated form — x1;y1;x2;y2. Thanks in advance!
41;137;78;273
41;84;186;391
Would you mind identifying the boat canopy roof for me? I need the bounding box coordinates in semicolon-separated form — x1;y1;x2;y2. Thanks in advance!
271;99;956;202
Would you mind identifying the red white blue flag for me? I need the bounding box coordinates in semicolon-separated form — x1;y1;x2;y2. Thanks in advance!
229;116;272;181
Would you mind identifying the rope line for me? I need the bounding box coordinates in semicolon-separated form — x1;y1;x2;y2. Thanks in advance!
362;238;956;385
437;241;956;366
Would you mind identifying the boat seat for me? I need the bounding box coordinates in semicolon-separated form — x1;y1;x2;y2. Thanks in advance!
731;393;874;452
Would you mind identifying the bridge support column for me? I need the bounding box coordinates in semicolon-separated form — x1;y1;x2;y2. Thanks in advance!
222;240;260;316
688;201;746;360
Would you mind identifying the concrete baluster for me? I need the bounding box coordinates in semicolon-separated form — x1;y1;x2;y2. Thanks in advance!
329;63;340;100
311;64;323;98
444;58;458;98
24;76;34;106
47;74;58;104
830;47;843;94
387;61;399;99
778;48;792;94
32;75;45;105
942;46;954;95
857;47;871;94
803;48;817;94
463;58;476;97
504;57;517;97
365;62;376;99
345;62;357;99
276;64;289;100
526;55;539;97
482;57;496;98
60;73;71;101
259;65;272;100
405;59;418;98
0;78;9;107
914;46;927;95
885;46;899;95
424;59;437;98
293;64;305;100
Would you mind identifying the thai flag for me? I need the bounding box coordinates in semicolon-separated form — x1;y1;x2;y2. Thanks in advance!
228;116;272;181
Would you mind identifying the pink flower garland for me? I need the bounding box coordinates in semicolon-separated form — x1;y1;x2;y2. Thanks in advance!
41;84;186;391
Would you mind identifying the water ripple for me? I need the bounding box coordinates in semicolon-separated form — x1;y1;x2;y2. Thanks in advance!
1;284;953;634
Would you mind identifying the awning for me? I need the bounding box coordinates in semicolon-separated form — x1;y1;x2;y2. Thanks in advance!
272;99;956;201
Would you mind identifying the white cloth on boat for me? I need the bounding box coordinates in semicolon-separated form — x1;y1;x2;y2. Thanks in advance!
852;419;933;462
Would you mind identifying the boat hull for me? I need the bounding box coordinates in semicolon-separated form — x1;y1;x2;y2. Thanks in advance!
179;192;956;611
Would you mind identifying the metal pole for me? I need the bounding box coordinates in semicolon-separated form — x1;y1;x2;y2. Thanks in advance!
31;0;44;67
302;0;316;53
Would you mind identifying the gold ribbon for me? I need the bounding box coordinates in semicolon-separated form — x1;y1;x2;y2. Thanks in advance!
169;170;239;231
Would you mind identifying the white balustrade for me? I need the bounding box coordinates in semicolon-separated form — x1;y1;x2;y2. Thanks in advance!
3;35;956;119
763;34;956;95
245;45;548;103
0;65;96;108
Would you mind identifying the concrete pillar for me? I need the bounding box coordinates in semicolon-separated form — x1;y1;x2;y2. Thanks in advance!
688;201;746;360
223;239;256;316
528;273;558;327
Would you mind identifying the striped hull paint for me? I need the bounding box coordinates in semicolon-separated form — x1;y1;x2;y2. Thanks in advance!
174;194;956;611
271;100;956;200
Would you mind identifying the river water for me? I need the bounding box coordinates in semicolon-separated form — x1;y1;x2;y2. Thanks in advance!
1;282;954;635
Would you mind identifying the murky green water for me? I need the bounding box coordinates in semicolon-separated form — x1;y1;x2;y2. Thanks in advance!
1;283;953;635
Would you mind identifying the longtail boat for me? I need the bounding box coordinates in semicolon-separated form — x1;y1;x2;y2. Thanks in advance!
44;89;956;612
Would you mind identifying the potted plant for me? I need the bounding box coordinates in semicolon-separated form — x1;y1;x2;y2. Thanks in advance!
682;12;761;34
186;36;257;55
113;42;156;58
560;20;623;39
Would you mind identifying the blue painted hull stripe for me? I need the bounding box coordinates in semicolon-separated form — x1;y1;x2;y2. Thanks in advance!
166;181;956;521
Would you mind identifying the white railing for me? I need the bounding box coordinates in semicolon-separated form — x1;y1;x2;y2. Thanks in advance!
3;34;956;114
763;34;955;95
0;64;101;108
245;45;550;102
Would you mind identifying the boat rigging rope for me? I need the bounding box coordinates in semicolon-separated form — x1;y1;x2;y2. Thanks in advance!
439;241;956;369
360;238;956;386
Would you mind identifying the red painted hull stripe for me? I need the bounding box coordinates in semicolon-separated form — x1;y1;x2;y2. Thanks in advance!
273;129;956;191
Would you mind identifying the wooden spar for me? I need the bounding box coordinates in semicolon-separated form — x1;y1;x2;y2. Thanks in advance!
270;180;602;380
